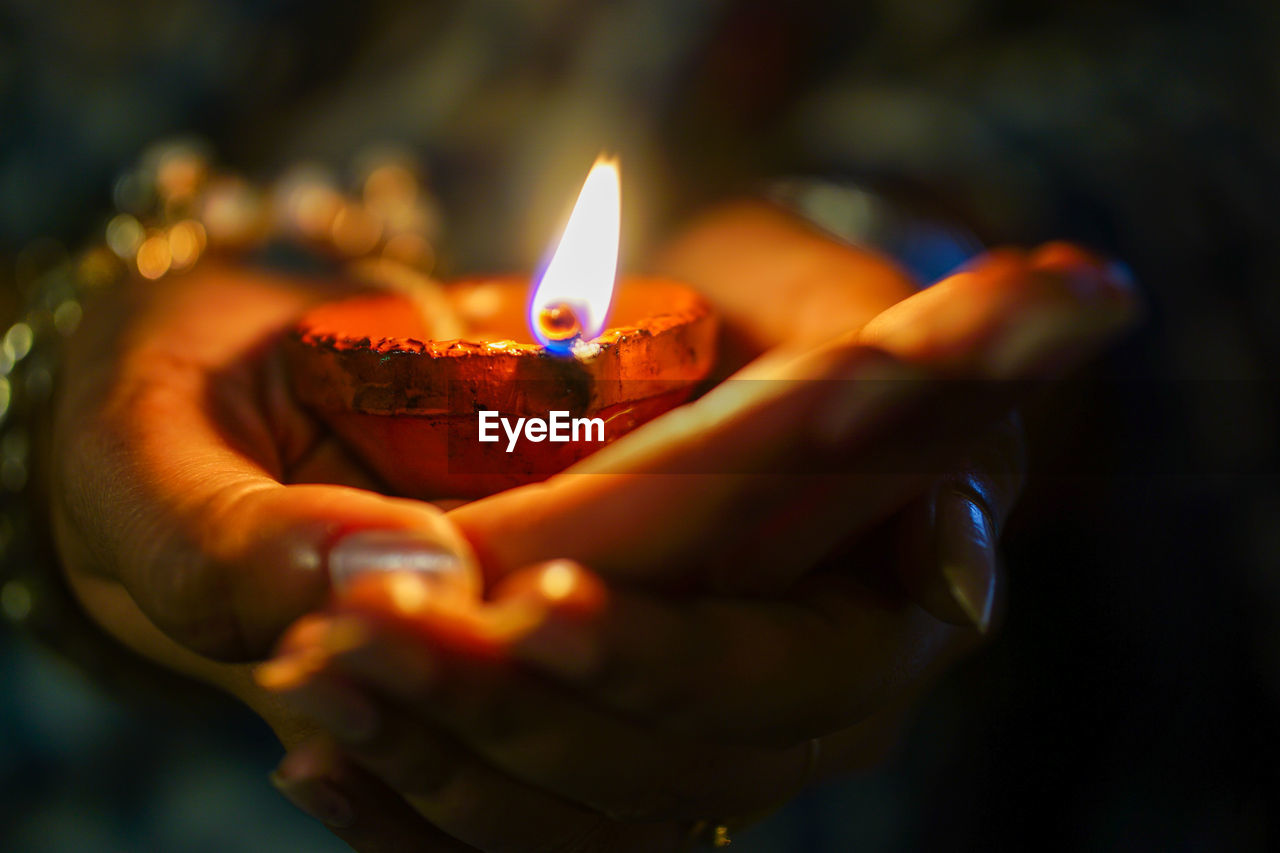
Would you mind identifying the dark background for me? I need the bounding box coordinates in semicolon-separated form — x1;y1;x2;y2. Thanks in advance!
2;1;1278;850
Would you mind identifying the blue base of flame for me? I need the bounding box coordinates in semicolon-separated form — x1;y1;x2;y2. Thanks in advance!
540;334;582;357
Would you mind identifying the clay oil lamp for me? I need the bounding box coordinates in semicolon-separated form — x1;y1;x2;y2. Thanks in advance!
285;157;718;499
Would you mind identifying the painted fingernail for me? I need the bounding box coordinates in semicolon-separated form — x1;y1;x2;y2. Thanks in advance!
936;491;997;633
329;529;467;592
270;765;355;829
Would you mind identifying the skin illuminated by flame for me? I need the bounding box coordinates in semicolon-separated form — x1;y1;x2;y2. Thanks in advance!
530;155;620;348
538;561;577;601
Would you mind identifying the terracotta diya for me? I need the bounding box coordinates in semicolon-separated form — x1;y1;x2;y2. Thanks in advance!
284;157;718;499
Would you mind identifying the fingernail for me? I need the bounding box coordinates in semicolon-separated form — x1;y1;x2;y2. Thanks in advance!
935;491;997;633
329;529;466;592
279;675;381;744
270;766;355;829
1029;244;1137;301
983;304;1127;379
495;560;603;615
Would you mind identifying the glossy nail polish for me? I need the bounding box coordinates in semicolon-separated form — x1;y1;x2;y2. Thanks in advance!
935;491;997;633
328;529;466;591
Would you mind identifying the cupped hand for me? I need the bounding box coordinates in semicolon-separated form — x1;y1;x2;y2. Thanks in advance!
50;260;482;690
256;204;1136;850
452;204;1130;609
49;190;1136;851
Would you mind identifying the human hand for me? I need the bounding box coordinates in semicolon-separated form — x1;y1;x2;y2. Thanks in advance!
48;259;482;701
41;235;923;851
41;227;917;851
452;203;1132;612
258;203;1136;850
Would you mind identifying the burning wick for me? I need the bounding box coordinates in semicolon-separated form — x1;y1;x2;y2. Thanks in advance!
536;302;582;345
530;156;619;351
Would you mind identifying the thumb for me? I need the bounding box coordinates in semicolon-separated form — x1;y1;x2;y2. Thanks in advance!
55;418;478;662
50;261;479;665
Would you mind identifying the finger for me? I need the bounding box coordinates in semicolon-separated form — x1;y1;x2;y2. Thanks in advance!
859;244;1137;376
55;349;479;661
271;735;478;853
654;199;921;370
1029;240;1135;289
259;628;697;848
275;599;811;822
893;411;1026;630
494;561;967;746
450;243;1134;592
299;690;684;853
450;348;983;594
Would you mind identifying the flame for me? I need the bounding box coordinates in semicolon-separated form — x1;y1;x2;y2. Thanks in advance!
530;155;620;349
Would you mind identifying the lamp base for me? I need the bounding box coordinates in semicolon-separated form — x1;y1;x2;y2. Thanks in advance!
284;276;717;499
